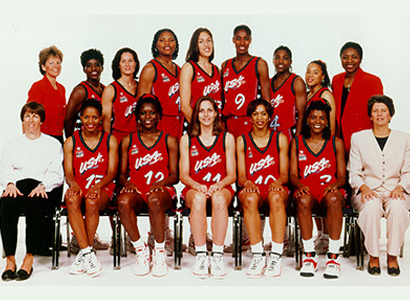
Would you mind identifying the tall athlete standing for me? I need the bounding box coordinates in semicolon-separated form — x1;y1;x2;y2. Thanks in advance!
290;100;346;279
269;45;307;141
137;29;184;256
137;29;183;140
180;96;236;279
64;48;110;253
117;95;179;277
180;28;223;124
64;49;105;138
64;99;118;277
102;47;140;144
221;25;270;138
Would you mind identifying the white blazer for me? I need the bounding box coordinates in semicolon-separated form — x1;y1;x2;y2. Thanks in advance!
348;129;410;194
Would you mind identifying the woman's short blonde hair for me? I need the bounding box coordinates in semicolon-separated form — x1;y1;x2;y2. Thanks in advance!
38;45;63;75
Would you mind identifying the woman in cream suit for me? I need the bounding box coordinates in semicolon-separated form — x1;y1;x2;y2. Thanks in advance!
348;95;410;277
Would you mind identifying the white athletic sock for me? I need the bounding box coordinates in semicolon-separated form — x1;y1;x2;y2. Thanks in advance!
328;238;341;254
195;244;207;253
322;233;329;240
250;241;264;254
155;241;165;249
303;238;315;253
131;237;144;249
81;246;92;256
271;241;284;255
212;244;224;253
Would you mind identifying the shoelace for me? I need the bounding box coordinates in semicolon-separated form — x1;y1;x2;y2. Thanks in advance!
267;255;279;271
250;255;263;270
197;254;208;270
87;255;97;269
212;255;223;271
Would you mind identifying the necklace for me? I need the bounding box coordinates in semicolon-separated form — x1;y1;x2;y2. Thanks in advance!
346;78;354;92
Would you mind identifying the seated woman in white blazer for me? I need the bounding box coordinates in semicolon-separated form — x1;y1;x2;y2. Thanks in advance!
348;95;410;277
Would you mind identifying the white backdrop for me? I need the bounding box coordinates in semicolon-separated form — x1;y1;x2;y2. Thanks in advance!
1;14;409;167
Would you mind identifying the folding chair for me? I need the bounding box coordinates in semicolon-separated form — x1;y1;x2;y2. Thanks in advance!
173;196;242;270
117;198;181;269
51;203;121;270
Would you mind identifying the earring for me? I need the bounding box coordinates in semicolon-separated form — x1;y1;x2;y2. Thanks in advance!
321;79;325;84
137;120;141;124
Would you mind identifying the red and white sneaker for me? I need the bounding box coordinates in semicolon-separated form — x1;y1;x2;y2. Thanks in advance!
300;251;318;278
151;248;168;277
133;243;150;276
323;252;341;279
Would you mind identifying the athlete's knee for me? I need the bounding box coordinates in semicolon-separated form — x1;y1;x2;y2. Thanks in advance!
147;193;164;211
240;193;259;211
211;191;229;211
296;195;313;212
267;191;287;209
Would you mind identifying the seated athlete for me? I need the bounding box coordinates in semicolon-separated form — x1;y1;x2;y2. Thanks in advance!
290;99;347;279
64;99;118;277
179;96;236;279
237;99;289;279
116;94;179;277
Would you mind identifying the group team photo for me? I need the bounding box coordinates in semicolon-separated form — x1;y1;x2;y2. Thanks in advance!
0;13;410;288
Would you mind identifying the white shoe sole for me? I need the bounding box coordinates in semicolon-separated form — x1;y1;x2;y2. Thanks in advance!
69;270;86;275
210;273;226;279
134;270;150;277
193;272;209;279
87;267;102;277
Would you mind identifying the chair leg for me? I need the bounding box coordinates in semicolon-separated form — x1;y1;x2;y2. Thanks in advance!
112;213;121;270
52;209;61;270
286;216;294;257
355;219;364;270
66;217;71;258
174;211;182;270
294;216;302;270
121;224;127;257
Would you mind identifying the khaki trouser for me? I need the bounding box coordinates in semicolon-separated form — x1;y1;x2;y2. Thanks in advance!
352;187;410;257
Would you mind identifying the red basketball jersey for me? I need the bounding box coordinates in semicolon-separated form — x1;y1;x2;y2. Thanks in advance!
296;135;338;187
243;131;281;188
222;57;260;117
128;131;171;196
149;59;182;116
307;86;330;107
189;132;227;187
111;80;138;133
72;130;115;193
269;73;299;132
189;61;223;113
74;81;105;131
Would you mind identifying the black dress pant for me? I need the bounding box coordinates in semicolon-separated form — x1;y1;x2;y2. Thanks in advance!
0;178;61;256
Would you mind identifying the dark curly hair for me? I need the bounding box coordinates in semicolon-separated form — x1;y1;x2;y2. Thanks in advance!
246;98;273;119
135;94;163;122
273;45;292;60
80;98;103;116
302;99;332;140
151;28;179;60
80;48;104;68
